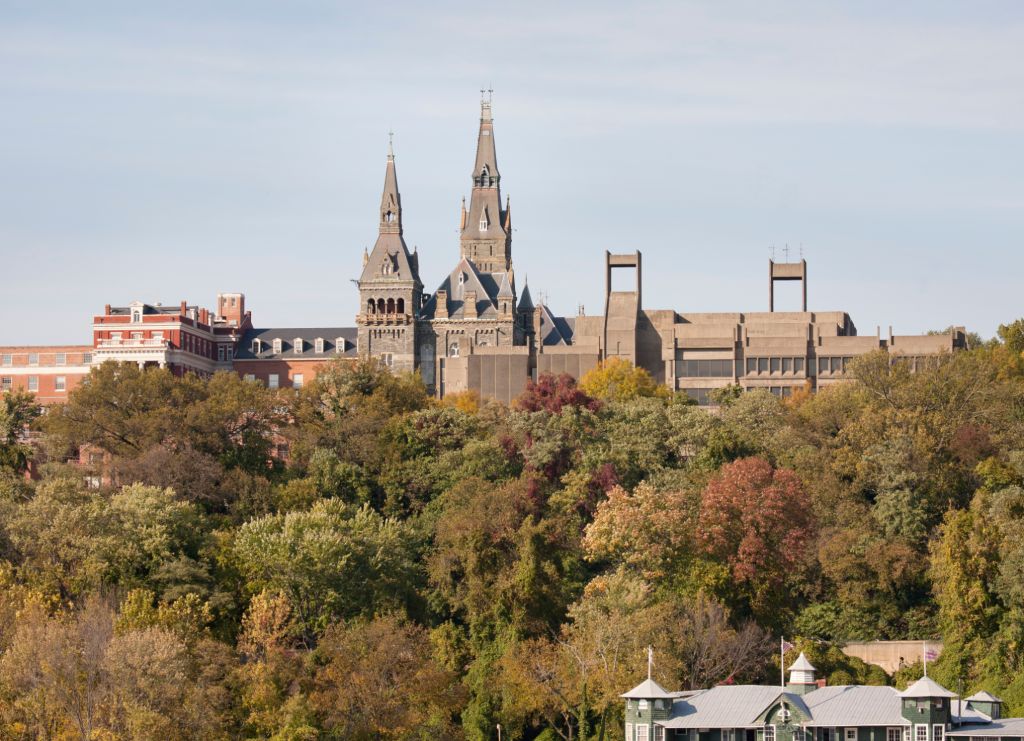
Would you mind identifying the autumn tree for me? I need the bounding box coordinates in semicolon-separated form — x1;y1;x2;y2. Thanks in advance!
697;457;815;624
579;357;668;402
311;614;466;739
516;373;601;414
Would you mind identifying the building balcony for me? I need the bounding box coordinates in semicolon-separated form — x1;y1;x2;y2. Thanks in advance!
357;313;413;325
96;338;170;348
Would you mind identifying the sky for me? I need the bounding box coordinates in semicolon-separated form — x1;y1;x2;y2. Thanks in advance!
1;1;1022;344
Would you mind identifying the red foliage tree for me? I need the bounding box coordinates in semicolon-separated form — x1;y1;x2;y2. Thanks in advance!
697;457;814;618
515;373;601;414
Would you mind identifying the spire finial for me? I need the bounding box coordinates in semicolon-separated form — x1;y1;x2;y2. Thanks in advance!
387;130;394;158
480;87;493;120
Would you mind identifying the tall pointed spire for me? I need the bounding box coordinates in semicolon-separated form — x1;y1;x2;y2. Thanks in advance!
360;140;420;287
461;92;512;274
379;133;402;236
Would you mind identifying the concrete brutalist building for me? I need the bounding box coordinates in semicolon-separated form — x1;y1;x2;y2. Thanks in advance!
353;96;966;405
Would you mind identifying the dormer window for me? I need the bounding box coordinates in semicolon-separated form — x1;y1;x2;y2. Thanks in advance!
272;338;282;354
294;337;303;353
131;308;142;323
458;272;466;286
252;339;261;354
479;209;489;231
315;338;324;354
335;337;345;353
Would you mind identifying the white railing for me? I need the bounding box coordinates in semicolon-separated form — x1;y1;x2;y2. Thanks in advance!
96;338;169;348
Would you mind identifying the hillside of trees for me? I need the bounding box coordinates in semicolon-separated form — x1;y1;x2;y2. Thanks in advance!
2;320;1024;740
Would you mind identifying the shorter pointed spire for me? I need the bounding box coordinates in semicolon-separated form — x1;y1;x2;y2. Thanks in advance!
460;197;467;231
504;195;511;229
362;247;369;267
387;129;394;159
379;143;402;235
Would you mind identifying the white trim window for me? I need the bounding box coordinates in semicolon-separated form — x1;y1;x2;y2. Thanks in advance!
916;726;928;741
654;727;665;741
293;373;304;389
28;375;38;391
243;374;255;382
903;728;911;741
315;337;324;354
1;354;11;366
335;337;345;354
268;373;279;390
294;337;303;353
55;376;66;392
846;729;857;741
55;352;66;366
252;339;261;354
625;723;633;741
636;724;649;741
933;726;943;741
765;725;776;741
888;728;903;741
1;376;12;391
272;338;282;354
28;353;38;366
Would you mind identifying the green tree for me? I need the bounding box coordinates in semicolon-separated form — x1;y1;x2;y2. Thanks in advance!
234;500;422;642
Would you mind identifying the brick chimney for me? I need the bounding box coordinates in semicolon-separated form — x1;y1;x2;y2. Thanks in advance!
104;304;111;316
464;290;478;318
436;289;448;319
180;300;187;315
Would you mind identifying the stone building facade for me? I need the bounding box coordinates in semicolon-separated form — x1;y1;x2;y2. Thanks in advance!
0;97;967;406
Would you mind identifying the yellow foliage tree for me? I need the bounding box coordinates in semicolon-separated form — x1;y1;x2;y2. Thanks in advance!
579;357;668;402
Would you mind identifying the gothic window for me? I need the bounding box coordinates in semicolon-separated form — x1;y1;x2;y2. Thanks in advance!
458;272;466;286
367;299;376;314
382;257;393;275
397;298;405;314
449;343;460;358
377;298;386;314
384;210;394;223
387;298;395;314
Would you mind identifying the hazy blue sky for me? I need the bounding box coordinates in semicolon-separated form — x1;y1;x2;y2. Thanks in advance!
2;1;1022;344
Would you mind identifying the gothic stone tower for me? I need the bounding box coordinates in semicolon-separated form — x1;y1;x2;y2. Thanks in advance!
417;96;526;397
356;143;422;371
459;94;512;274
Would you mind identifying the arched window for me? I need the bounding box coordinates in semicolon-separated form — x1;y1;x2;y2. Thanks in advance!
397;298;405;314
377;298;385;314
367;299;376;314
449;343;460;358
386;298;395;314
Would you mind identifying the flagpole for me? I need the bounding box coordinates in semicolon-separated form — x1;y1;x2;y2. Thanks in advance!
781;637;785;689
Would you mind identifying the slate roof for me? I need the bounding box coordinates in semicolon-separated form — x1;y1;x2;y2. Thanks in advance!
900;677;958;699
802;686;908;727
966;691;1002;703
951;719;1024;737
659;686;800;729
789;653;816;672
539;304;575;346
621;678;675;700
421;257;516;321
235;327;357;360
